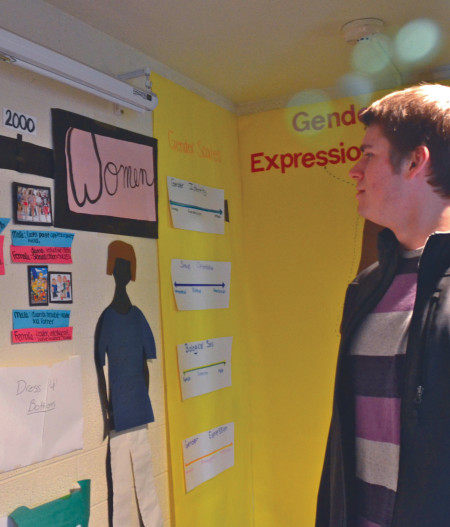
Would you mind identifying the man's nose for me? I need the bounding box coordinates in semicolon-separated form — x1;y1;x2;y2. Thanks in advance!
349;158;365;181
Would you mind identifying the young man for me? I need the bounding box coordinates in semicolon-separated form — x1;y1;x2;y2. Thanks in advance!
316;84;450;527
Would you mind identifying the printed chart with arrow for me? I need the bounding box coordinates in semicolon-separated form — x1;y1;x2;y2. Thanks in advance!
177;336;232;399
171;259;231;310
167;176;225;234
182;422;234;492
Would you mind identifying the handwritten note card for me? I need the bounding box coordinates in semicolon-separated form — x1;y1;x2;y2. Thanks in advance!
11;230;74;247
10;246;72;264
0;356;83;472
11;327;73;344
168;177;225;234
183;422;234;492
171;259;231;310
178;337;232;399
13;310;71;329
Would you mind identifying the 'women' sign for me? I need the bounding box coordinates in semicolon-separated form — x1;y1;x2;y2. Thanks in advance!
52;109;158;238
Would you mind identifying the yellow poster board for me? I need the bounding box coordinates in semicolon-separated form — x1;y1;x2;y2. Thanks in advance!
153;74;253;527
155;75;392;527
237;94;379;526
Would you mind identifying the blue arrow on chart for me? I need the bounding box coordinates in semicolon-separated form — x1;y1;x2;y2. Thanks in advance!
169;200;223;215
174;282;225;288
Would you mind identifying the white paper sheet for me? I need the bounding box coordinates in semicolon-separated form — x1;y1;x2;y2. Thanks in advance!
182;422;234;492
0;356;83;472
167;177;225;234
171;259;231;310
177;337;232;399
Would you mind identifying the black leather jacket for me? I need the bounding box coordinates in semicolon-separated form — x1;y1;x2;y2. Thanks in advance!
316;229;450;527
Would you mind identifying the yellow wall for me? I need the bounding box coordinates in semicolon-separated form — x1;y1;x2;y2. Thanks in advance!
238;96;371;526
153;74;254;527
154;76;392;526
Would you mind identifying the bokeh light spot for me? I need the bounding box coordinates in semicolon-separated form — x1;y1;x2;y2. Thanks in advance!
286;89;330;107
395;18;442;65
352;34;393;75
335;74;374;100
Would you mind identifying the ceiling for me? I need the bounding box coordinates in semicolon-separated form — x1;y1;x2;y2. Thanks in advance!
44;0;450;112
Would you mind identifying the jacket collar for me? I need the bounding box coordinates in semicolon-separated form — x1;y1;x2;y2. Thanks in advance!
377;228;450;283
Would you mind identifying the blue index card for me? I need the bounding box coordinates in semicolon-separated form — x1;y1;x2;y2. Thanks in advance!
0;218;10;234
11;230;75;247
12;310;71;329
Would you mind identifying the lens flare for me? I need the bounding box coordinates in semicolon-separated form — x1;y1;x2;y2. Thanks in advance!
286;89;330;107
352;34;393;75
336;74;374;100
395;18;442;65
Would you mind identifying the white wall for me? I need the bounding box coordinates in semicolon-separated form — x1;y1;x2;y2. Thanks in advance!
0;1;170;525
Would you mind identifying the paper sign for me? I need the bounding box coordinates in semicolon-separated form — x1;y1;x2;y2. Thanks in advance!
10;246;72;264
66;128;156;222
52;109;158;239
11;230;74;247
0;356;83;472
178;337;232;399
171;259;231;310
12;310;71;329
0;236;4;275
12;327;73;344
10;479;90;527
168;177;225;234
0;218;10;234
183;422;234;492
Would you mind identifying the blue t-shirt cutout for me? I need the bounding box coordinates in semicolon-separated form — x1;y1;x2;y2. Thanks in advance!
98;305;156;432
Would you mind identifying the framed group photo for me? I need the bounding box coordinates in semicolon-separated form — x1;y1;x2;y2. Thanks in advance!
49;271;73;303
14;182;52;226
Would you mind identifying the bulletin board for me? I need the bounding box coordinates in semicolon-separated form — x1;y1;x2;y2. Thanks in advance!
0;59;167;527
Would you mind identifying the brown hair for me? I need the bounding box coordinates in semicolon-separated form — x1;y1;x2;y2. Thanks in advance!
106;241;136;281
360;84;450;197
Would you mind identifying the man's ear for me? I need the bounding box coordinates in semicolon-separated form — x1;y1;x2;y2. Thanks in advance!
407;145;431;178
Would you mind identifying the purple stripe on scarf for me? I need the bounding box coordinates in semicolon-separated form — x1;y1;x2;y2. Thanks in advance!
373;274;417;313
355;395;401;444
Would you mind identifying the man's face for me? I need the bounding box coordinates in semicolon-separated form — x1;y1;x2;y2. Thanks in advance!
349;124;409;228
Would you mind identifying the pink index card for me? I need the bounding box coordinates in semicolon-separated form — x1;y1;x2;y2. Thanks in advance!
10;246;72;264
12;327;73;344
0;236;4;275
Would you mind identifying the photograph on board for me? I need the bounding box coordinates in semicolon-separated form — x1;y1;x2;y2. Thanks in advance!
14;182;52;226
28;265;49;306
49;271;73;303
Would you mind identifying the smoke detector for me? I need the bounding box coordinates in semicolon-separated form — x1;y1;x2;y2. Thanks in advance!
341;18;384;44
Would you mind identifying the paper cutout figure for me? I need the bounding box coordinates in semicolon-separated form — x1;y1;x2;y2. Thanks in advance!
95;241;163;527
9;479;90;527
